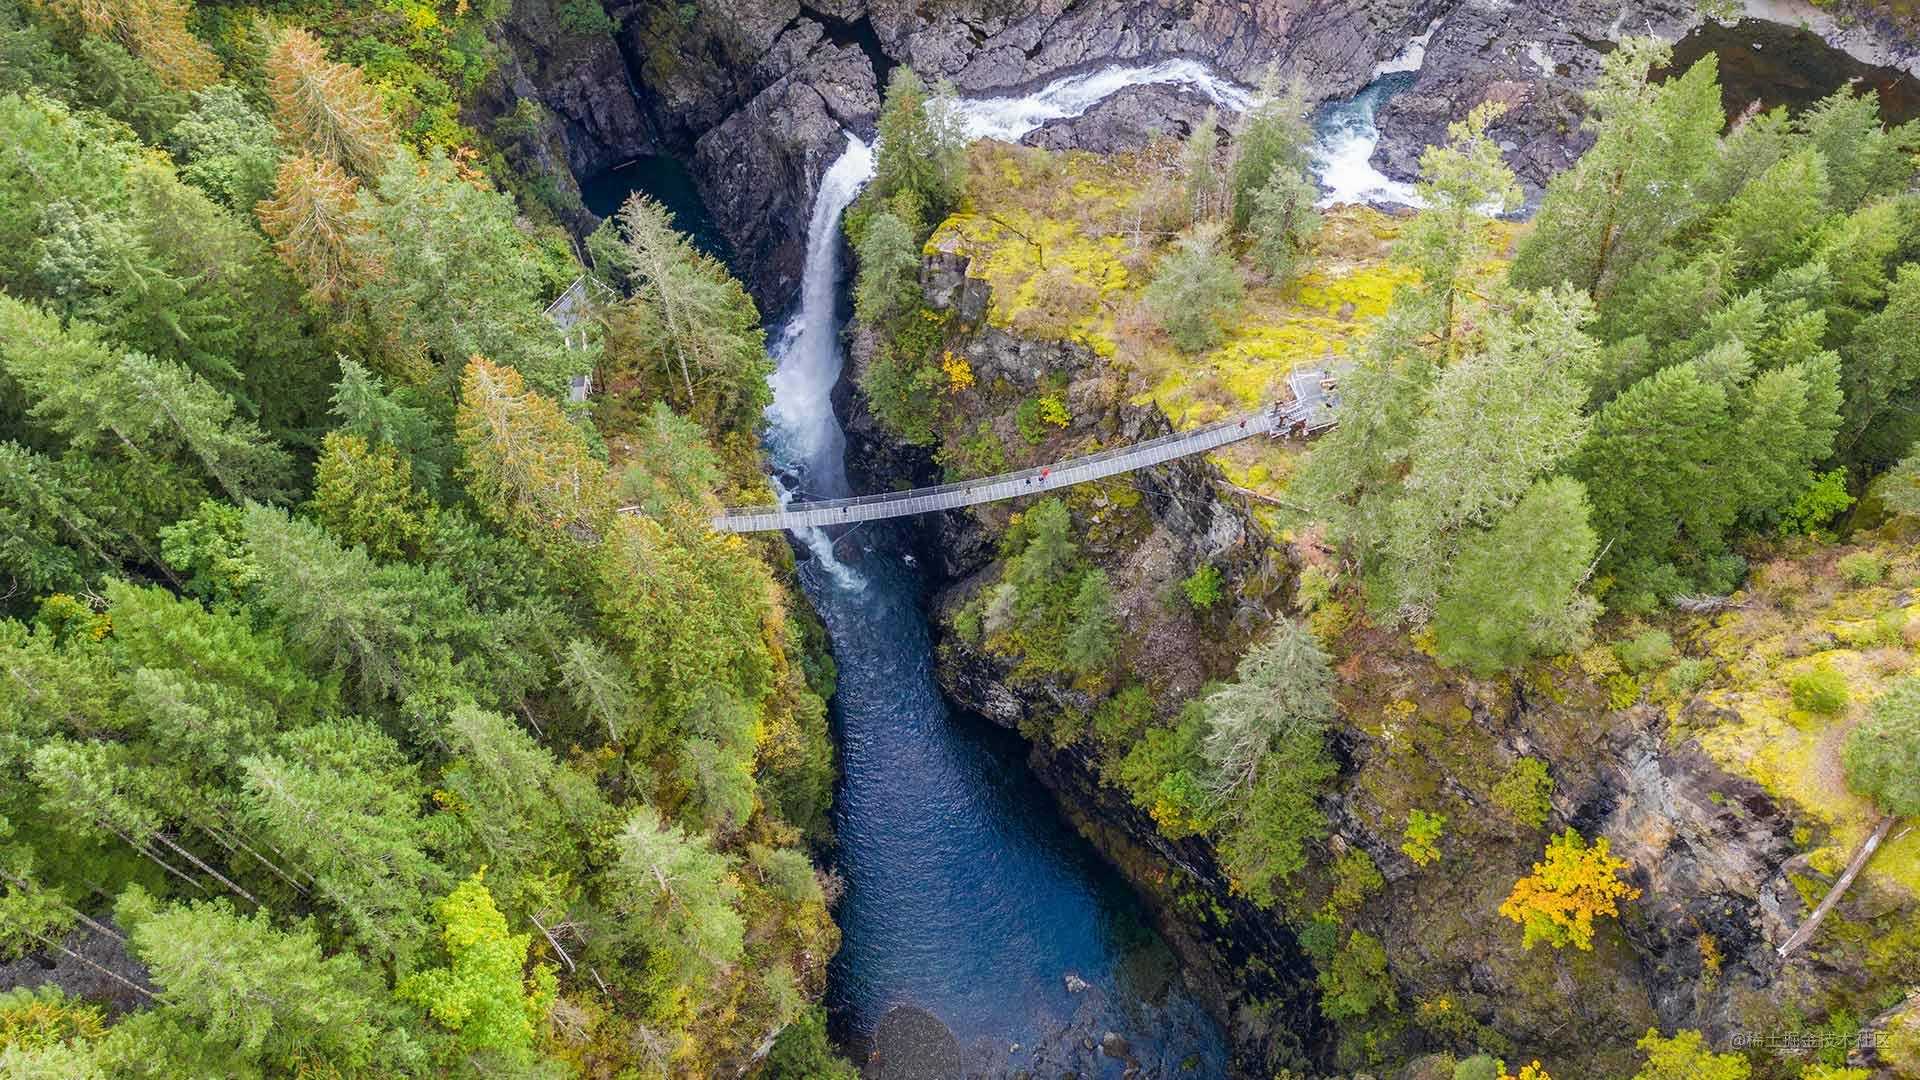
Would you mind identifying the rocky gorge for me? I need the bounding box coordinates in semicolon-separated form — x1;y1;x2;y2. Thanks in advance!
475;0;1920;1075
484;0;1920;305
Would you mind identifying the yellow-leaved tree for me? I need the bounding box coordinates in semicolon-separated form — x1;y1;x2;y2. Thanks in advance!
1498;827;1641;950
257;154;365;305
455;356;612;539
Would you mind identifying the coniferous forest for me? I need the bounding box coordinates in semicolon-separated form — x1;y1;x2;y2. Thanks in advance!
0;0;855;1075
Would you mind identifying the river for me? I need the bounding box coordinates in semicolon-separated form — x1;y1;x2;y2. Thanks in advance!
600;53;1429;1078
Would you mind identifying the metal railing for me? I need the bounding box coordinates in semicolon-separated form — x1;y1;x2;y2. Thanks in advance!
706;403;1284;533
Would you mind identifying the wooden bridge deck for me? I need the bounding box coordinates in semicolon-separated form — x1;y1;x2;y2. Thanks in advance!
707;403;1301;534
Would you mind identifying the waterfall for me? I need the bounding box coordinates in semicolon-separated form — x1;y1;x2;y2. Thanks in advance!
757;63;1293;580
766;134;876;496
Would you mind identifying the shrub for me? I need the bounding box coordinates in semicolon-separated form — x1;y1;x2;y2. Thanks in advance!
1879;451;1920;519
1498;828;1641;951
1607;673;1641;710
1779;467;1854;538
1317;929;1394;1021
750;845;824;905
1490;757;1554;830
1092;684;1153;748
1789;663;1850;716
1014;396;1064;444
1181;563;1224;609
1613;629;1675;674
1401;809;1447;866
1843;675;1920;815
765;1006;858;1079
1144;223;1244;352
1664;657;1711;696
1629;1028;1750;1080
1837;551;1884;586
1454;1056;1502;1080
1327;848;1383;916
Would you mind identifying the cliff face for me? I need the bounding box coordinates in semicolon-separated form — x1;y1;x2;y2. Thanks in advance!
482;0;1744;307
841;248;1919;1078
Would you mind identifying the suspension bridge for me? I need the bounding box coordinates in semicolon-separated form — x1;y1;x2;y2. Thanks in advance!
703;366;1349;534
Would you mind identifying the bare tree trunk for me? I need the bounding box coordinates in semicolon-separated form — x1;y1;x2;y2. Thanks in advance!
1779;815;1897;958
153;831;258;905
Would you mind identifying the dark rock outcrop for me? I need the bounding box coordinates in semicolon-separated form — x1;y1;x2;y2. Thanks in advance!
692;27;880;308
1022;83;1224;154
488;0;1920;307
1367;0;1697;194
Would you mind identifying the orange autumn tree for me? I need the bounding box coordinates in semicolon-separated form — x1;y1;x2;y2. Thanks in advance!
1499;827;1641;950
257;155;365;304
266;27;396;176
31;0;220;90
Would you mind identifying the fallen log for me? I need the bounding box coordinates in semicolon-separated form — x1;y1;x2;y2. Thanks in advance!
1779;815;1897;958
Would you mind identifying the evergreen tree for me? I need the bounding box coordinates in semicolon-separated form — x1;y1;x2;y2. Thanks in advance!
604;194;771;432
1228;75;1313;233
265;27;395;176
1290;301;1438;554
1509;39;1724;299
0;296;292;505
1572;358;1736;592
115;886;412;1071
1145;223;1243;352
1432;477;1599;674
1396;101;1521;358
1248;165;1320;287
1844;676;1920;816
308;431;433;560
1381;288;1593;615
1728;355;1843;526
1061;569;1117;674
871;67;966;224
1713;147;1831;286
240;504;474;702
239;719;447;961
1840;262;1920;454
600;806;745;1008
1793;86;1920;212
0;441;119;598
398;872;555;1067
1181;107;1223;222
168;85;281;211
615;401;724;521
1200;618;1336;797
351;152;573;391
853;207;922;326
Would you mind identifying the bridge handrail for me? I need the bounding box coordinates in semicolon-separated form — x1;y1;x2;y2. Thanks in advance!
715;404;1275;522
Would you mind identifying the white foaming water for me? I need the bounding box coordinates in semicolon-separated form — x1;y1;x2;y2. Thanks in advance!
951;58;1253;142
1373;22;1438;75
1311;26;1438;208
